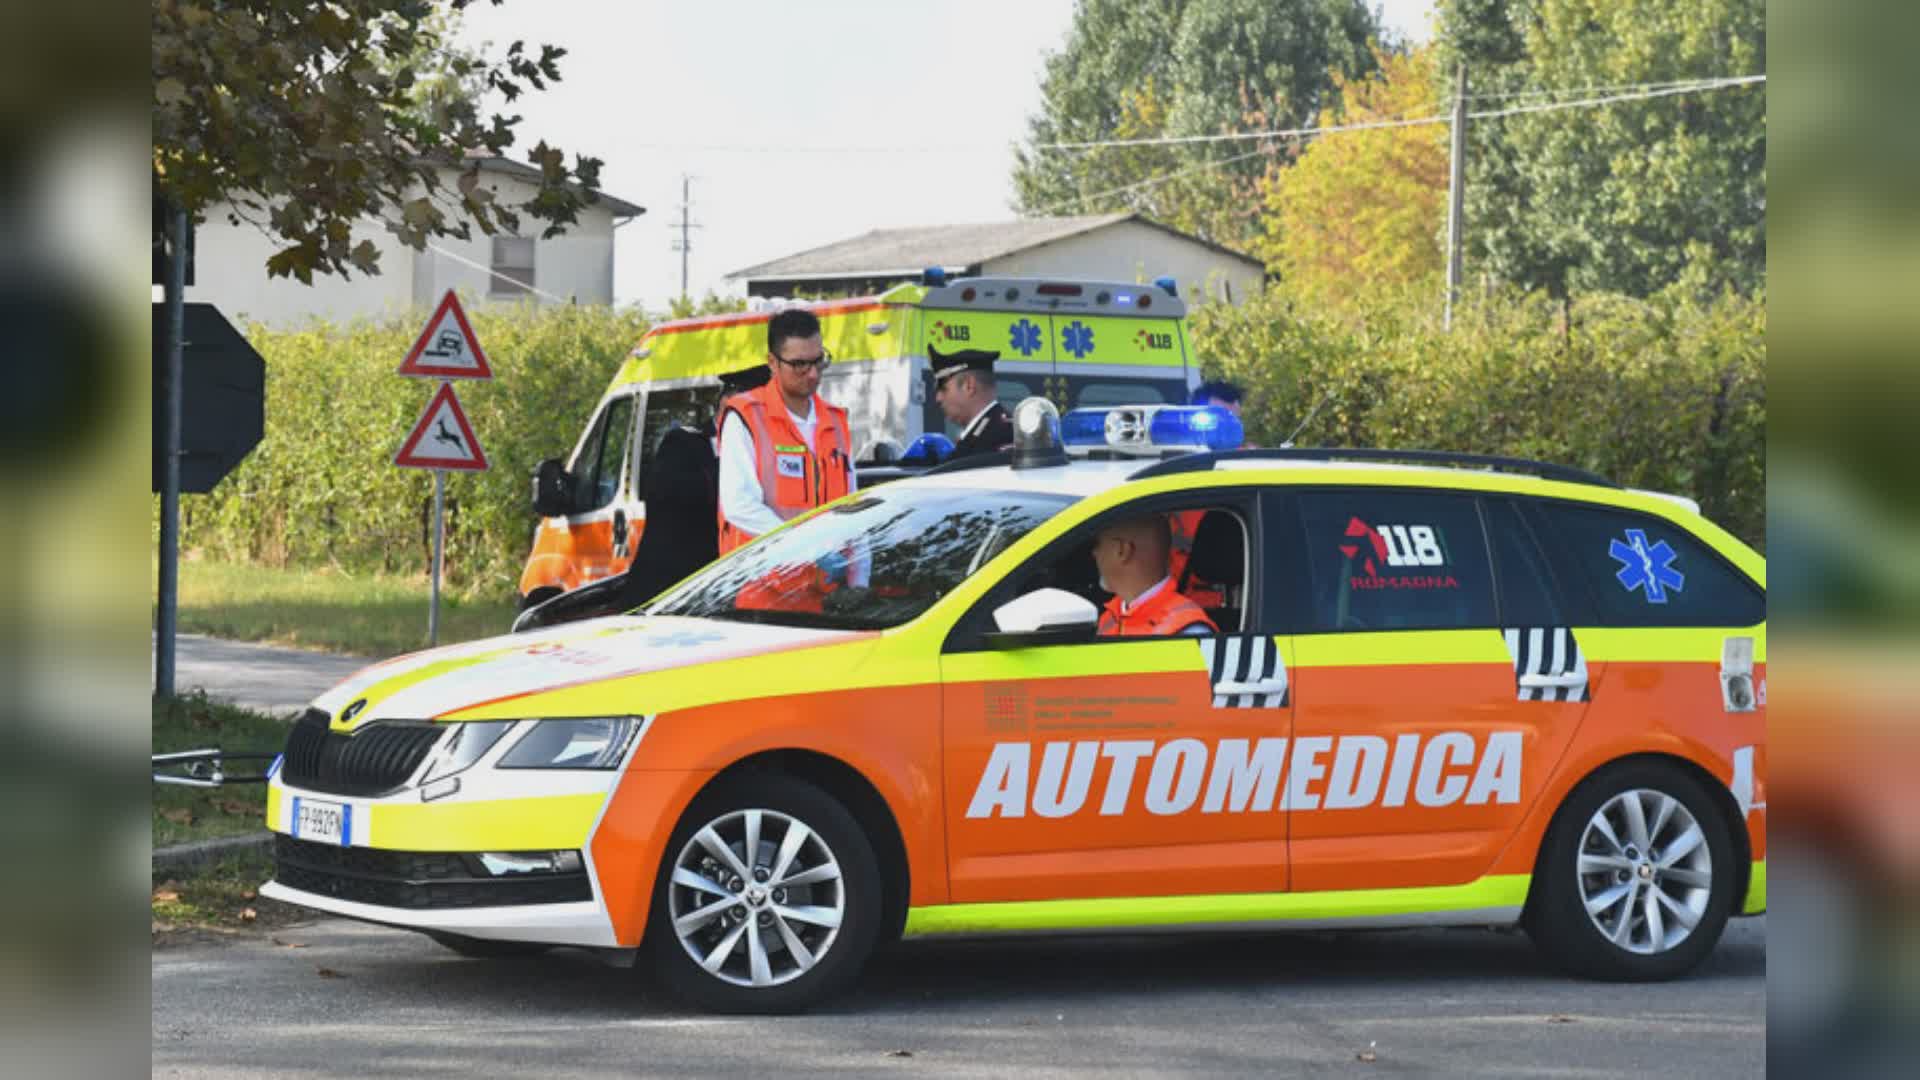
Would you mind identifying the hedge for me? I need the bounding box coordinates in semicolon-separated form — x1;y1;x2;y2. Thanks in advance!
169;285;1762;595
172;302;650;592
1190;286;1765;548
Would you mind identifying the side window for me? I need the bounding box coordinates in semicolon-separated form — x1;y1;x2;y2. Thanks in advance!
1532;502;1765;627
1072;380;1167;408
637;385;725;493
1485;499;1568;626
1297;489;1496;632
573;395;635;513
966;498;1253;643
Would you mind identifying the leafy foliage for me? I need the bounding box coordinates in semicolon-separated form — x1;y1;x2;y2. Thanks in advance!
1011;0;1379;249
1255;45;1449;308
152;0;605;282
1435;0;1766;298
171;303;651;591
1191;283;1765;546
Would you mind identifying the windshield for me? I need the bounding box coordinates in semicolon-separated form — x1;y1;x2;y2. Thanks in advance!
648;487;1072;630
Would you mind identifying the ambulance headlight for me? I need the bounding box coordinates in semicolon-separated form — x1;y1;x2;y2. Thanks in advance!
498;717;642;770
1061;405;1243;455
1011;397;1067;470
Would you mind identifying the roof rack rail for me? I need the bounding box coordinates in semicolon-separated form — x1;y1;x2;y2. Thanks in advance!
1128;447;1617;488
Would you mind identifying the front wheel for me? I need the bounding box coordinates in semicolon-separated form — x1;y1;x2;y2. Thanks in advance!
644;774;882;1013
1525;760;1738;981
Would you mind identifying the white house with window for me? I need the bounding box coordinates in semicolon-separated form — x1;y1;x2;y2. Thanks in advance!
179;156;644;328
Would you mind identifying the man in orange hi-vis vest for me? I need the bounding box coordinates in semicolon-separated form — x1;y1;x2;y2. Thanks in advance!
716;308;856;555
1092;514;1217;637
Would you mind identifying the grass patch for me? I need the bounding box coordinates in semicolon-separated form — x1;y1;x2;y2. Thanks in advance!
152;851;303;937
153;693;287;848
170;557;518;657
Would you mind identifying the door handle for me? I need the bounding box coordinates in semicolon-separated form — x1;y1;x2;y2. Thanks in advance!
1214;680;1289;696
1519;672;1586;689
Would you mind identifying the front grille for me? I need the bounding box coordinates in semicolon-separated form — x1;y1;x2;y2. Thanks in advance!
274;835;592;909
280;709;444;796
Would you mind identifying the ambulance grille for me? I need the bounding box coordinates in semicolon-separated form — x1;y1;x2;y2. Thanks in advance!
279;709;445;797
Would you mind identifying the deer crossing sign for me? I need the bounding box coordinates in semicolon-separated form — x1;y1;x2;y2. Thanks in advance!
394;380;489;472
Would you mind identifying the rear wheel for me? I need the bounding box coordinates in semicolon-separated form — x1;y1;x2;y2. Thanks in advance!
644;774;882;1013
1526;761;1737;980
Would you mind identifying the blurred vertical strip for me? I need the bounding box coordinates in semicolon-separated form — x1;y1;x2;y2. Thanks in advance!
0;0;151;1075
1771;0;1920;1074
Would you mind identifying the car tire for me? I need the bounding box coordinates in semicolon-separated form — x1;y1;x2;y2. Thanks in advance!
1525;760;1737;981
426;932;552;959
644;774;882;1014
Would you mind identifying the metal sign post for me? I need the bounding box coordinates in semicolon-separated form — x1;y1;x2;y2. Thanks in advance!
429;470;446;645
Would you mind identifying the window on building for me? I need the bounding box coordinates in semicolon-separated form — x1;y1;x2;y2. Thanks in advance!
490;236;536;297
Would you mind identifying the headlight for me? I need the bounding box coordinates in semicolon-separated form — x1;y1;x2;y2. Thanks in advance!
498;717;642;770
419;721;516;784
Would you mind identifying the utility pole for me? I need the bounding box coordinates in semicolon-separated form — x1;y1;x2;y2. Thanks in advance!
1444;64;1468;331
156;203;186;696
671;174;703;305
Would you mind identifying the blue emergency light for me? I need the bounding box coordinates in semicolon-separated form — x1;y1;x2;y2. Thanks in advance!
1060;405;1243;455
922;267;948;287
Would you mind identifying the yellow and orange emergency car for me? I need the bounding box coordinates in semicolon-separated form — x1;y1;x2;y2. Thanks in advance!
262;400;1766;1013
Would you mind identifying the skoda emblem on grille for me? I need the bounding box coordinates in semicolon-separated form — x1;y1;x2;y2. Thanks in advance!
340;699;367;724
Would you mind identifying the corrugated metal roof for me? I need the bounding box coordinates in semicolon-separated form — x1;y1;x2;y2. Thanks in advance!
728;213;1152;280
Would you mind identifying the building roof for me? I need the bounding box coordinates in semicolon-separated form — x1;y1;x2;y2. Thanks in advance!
727;212;1260;281
461;151;645;218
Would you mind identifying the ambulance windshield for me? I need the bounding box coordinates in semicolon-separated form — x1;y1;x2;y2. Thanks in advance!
647;488;1073;630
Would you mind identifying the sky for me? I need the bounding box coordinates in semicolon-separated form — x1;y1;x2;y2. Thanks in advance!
459;1;1436;311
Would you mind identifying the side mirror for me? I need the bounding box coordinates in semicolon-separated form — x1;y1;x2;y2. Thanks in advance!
531;458;573;518
982;588;1099;649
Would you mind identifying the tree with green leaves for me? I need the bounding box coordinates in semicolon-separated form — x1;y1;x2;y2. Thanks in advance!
1011;0;1380;250
1436;0;1766;299
1255;45;1449;308
152;0;604;283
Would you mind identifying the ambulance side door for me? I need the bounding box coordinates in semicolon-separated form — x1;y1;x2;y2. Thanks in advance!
561;391;642;586
1283;487;1594;894
937;490;1292;905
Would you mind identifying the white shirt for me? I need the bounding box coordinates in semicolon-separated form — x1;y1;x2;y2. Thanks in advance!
716;399;856;540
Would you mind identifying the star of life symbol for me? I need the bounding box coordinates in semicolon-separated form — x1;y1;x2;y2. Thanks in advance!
646;630;728;649
1061;320;1094;359
1009;318;1042;357
1609;528;1685;603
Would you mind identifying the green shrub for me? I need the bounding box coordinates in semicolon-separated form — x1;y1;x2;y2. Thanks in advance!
172;302;651;593
1191;285;1765;547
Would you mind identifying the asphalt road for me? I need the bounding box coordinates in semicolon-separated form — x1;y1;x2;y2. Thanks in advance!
162;633;375;715
153;915;1765;1077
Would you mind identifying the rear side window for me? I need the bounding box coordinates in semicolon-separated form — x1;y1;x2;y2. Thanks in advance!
1297;490;1496;632
1533;502;1765;627
1485;499;1569;626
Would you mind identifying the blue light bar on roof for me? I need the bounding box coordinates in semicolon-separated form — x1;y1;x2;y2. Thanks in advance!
1060;405;1243;455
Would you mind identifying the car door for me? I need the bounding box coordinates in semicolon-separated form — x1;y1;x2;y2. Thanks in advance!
1282;487;1594;893
937;490;1293;904
557;391;641;588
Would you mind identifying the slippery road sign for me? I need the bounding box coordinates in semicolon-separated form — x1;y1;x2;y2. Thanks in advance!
397;290;493;380
395;382;489;471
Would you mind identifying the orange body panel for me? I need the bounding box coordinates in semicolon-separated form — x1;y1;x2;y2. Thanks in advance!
518;515;640;598
596;681;949;944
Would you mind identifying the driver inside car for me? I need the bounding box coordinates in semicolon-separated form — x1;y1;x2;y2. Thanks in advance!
1091;514;1217;637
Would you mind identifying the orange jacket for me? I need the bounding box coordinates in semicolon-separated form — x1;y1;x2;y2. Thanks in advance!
716;381;853;555
1098;582;1218;637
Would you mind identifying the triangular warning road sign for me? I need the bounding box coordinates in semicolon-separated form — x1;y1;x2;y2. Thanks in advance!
395;382;489;471
397;290;493;379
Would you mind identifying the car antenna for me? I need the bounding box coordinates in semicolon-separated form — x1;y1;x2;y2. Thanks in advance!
1279;393;1330;449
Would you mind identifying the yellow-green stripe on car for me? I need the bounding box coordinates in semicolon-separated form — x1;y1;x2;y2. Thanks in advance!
1744;860;1766;914
903;875;1532;936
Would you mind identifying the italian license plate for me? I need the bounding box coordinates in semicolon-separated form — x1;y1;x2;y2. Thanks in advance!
292;797;351;846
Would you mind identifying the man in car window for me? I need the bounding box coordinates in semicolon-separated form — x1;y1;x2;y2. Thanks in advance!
1092;514;1217;637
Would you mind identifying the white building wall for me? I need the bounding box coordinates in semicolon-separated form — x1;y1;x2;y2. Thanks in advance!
185;168;621;329
184;212;416;329
984;220;1265;306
